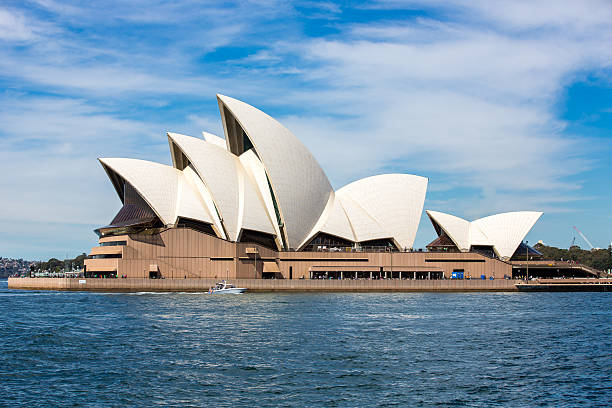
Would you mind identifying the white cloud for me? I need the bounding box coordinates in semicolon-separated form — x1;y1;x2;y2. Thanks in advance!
0;95;166;230
0;8;36;41
268;6;612;220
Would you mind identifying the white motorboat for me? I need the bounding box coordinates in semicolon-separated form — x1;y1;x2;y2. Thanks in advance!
208;280;247;294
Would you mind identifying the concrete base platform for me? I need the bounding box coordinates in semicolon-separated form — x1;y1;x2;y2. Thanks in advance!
11;278;611;292
9;277;521;292
516;278;612;292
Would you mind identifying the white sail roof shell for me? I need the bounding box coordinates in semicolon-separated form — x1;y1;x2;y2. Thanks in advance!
335;194;387;243
297;192;357;247
167;133;275;241
318;194;356;243
236;159;278;237
176;170;215;225
99;158;212;226
337;174;428;250
239;149;282;241
181;165;223;237
426;210;471;251
202;131;227;149
468;224;490;246
473;212;543;259
217;94;333;249
426;210;543;259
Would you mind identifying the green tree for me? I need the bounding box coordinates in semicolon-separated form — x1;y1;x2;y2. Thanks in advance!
534;243;612;272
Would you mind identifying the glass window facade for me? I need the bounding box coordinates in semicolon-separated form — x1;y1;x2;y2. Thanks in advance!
100;241;127;247
90;254;122;259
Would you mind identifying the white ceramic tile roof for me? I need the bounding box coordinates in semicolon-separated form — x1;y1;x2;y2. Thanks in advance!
426;210;471;250
99;158;179;225
176;171;215;225
168;132;240;239
426;210;543;259
338;174;428;250
99;158;211;228
468;224;490;246
239;150;282;241
473;211;543;259
181;165;221;235
217;94;333;249
202;131;227;149
237;157;277;238
318;194;356;243
167;132;275;241
336;193;389;243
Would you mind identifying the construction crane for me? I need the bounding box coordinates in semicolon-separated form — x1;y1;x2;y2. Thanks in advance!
572;226;594;250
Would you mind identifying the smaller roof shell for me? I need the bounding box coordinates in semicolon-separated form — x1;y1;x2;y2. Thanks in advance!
426;210;543;259
336;193;387;243
337;174;428;250
426;210;471;251
318;194;356;243
472;212;543;259
99;158;212;227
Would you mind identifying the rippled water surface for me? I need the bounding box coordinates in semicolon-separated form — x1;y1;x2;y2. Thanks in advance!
1;279;611;407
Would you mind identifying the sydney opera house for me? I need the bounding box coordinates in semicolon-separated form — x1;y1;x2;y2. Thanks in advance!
85;94;548;280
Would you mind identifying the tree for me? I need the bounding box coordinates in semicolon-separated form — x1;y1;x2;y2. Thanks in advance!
534;243;612;272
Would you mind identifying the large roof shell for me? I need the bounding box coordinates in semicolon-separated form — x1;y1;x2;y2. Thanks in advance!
338;174;428;249
167;132;275;241
217;94;333;249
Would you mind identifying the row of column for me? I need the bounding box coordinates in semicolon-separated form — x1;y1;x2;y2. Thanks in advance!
310;271;434;279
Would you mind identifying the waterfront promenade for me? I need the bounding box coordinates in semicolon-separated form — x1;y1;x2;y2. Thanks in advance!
10;277;612;292
6;277;528;292
10;277;519;292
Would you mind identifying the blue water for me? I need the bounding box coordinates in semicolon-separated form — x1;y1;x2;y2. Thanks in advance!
1;279;610;407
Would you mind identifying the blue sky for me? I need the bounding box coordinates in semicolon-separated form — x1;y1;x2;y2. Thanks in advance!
1;0;611;260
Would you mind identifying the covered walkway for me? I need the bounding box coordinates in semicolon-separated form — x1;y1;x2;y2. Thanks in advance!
309;265;444;280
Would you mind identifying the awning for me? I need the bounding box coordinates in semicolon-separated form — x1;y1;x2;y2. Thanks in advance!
263;261;280;273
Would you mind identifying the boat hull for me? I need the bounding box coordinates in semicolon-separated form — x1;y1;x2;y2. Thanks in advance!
210;288;247;294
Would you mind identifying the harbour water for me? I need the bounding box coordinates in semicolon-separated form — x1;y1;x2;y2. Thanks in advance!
1;279;610;407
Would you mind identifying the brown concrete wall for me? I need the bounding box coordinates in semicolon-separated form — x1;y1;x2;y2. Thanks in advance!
236;242;278;279
84;258;119;272
85;228;513;280
89;246;123;256
86;230;238;279
8;277;520;292
277;251;511;280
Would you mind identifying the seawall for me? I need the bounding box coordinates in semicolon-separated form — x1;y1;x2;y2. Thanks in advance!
9;277;520;292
